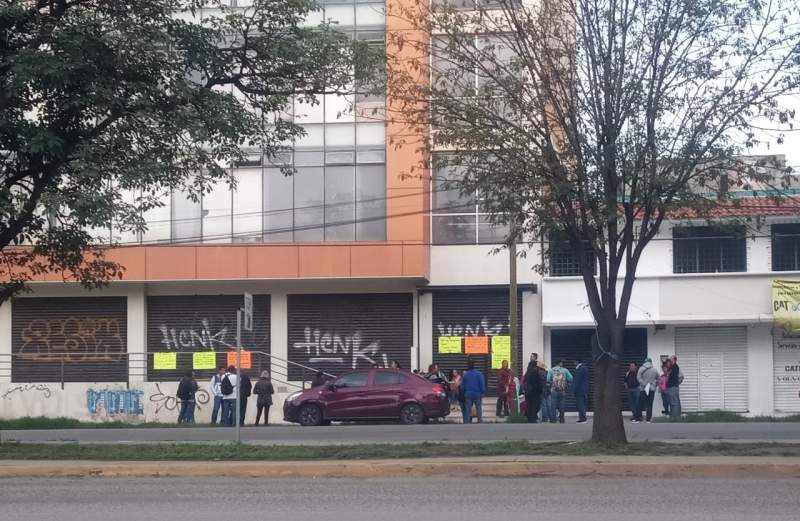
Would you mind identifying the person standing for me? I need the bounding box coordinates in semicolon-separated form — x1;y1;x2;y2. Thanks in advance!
496;360;512;418
660;359;671;416
176;370;199;424
624;362;642;423
637;358;659;423
524;361;543;423
209;367;225;425
539;362;553;423
547;360;573;423
253;371;275;426
239;371;252;426
668;355;683;419
461;359;486;424
220;366;238;427
573;360;590;424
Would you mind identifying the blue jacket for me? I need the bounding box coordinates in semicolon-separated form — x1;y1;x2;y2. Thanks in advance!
573;363;590;397
461;369;486;396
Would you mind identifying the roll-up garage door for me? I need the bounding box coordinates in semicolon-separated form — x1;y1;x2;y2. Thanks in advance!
773;333;800;412
146;295;270;381
432;289;522;397
12;297;128;382
675;326;748;413
550;328;647;412
287;293;413;380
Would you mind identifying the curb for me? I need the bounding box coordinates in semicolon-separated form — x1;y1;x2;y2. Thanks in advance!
2;456;799;479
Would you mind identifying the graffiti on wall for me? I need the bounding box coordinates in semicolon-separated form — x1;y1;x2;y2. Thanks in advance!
19;318;125;362
436;317;505;338
148;383;211;414
1;383;52;400
86;388;144;418
293;327;388;369
158;319;234;351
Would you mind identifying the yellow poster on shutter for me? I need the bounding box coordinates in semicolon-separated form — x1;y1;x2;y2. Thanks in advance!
192;352;217;370
438;336;462;354
491;336;511;369
153;352;177;370
773;280;800;333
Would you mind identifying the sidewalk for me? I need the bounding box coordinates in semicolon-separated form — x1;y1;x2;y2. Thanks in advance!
2;455;799;479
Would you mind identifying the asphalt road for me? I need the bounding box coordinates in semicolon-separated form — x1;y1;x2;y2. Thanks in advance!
2;421;799;444
1;477;797;521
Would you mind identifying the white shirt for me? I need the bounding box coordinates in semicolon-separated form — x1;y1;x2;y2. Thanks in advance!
210;374;223;397
222;373;239;400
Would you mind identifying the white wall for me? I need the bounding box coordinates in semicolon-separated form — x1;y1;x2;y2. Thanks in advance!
430;245;541;285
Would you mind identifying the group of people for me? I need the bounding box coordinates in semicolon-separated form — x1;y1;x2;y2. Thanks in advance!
521;355;590;424
176;366;275;426
626;355;684;422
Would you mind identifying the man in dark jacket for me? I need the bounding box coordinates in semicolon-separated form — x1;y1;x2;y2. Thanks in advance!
524;361;543;423
176;371;199;424
625;362;642;422
573;361;590;423
253;371;275;426
667;356;683;419
239;372;253;426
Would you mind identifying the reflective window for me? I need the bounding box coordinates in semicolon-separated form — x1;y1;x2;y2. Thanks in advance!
324;166;356;241
374;371;407;385
202;179;232;243
294;166;325;242
233;168;262;241
172;188;201;242
335;371;369;388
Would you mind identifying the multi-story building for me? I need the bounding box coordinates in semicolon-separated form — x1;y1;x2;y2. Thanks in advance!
0;2;798;421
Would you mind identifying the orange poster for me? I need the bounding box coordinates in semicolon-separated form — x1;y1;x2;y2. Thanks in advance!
465;336;489;354
227;350;252;369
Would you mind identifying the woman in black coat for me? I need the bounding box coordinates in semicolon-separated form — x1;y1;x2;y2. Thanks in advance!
524;361;543;423
253;371;275;426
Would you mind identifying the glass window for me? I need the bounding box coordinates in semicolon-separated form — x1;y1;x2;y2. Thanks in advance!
294;97;324;123
202;179;232;242
142;190;171;243
296;124;325;147
112;189;141;245
432;161;476;214
772;223;800;271
673;226;746;274
432;215;477;244
432;36;475;96
355;3;385;26
325;93;355;123
294;166;325;241
478;217;510;245
263;168;294;242
374;371;407;385
356;122;385;146
478;35;515;93
172;188;201;242
335;371;369;388
549;232;596;277
325;4;356;26
324;166;356;241
356;164;386;240
326;123;356;147
233;168;262;239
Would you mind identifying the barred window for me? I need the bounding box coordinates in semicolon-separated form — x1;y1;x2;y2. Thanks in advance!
673;226;746;274
549;234;595;277
772;223;800;271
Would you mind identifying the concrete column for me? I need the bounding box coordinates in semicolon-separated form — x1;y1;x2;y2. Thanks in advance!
748;323;774;416
126;284;147;385
0;299;11;383
411;291;420;372
522;290;542;365
270;293;289;391
418;292;433;372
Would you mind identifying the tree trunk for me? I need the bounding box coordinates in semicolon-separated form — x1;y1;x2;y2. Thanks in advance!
591;330;627;444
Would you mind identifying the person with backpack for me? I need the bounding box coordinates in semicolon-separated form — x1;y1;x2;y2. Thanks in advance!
573;360;590;423
220;365;238;427
523;360;543;423
461;359;486;424
539;362;553;423
624;362;642;423
209;367;225;425
659;359;671;416
547;360;573;423
253;371;275;426
637;358;659;423
496;360;513;418
239;371;253;426
176;370;199;424
667;355;684;419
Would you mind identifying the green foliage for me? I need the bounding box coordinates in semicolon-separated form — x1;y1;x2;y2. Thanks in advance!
0;0;378;302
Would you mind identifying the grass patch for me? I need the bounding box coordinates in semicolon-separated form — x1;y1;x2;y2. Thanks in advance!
0;417;196;430
0;441;799;461
504;414;529;424
655;410;800;423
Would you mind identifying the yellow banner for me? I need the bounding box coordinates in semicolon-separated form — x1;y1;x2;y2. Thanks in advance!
192;352;217;370
773;280;800;334
491;336;511;369
153;352;176;370
438;336;462;354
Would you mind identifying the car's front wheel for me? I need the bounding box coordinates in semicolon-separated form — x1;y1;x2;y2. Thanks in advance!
400;403;425;425
298;404;323;426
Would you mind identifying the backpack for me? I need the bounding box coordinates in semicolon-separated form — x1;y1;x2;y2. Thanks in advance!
552;370;568;393
220;375;234;396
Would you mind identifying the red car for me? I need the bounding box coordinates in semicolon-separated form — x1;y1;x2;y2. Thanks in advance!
283;369;450;426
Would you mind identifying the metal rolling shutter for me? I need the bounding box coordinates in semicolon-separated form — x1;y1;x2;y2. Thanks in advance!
675;327;748;413
773;334;800;412
11;297;128;383
146;295;270;381
431;289;522;398
287;293;413;380
550;328;647;412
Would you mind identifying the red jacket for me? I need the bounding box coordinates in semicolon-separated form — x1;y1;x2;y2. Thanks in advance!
496;368;513;396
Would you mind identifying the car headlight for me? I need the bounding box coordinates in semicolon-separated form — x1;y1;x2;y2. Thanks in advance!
287;391;303;403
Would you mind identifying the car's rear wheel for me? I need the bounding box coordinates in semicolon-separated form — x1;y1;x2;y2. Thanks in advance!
400;403;425;425
298;404;323;426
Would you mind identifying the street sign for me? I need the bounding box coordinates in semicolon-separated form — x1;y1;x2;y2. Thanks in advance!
243;292;253;332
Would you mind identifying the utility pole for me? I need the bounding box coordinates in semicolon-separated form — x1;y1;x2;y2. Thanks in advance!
234;309;242;443
508;228;518;413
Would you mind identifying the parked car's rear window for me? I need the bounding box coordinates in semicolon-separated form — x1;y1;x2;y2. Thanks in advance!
335;372;369;388
374;371;407;385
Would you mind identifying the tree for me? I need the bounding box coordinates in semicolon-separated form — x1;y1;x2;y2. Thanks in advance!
0;0;376;303
388;0;800;443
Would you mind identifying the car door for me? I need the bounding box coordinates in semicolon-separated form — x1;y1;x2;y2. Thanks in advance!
365;371;407;418
321;371;370;419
